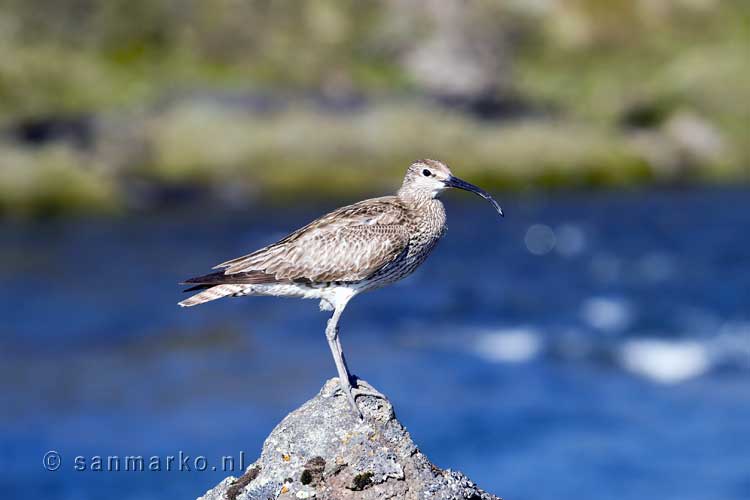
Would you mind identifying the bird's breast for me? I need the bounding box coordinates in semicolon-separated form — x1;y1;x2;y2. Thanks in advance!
402;200;447;266
357;199;446;290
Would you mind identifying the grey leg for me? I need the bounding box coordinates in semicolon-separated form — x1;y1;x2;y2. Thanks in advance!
325;303;362;418
334;334;386;401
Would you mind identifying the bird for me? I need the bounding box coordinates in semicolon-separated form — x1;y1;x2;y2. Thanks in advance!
178;159;503;418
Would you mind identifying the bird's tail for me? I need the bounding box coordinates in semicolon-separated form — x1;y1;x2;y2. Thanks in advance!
178;284;247;307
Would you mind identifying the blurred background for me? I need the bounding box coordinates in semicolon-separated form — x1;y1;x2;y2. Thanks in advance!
1;1;749;499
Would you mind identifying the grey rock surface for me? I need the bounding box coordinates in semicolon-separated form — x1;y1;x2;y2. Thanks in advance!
198;378;501;500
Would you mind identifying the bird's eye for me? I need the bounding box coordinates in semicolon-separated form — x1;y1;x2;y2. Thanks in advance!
422;169;432;177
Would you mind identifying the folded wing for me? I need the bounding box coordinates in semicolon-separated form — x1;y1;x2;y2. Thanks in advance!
209;197;411;283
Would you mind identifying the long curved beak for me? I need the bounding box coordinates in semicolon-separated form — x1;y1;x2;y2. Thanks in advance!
444;176;504;217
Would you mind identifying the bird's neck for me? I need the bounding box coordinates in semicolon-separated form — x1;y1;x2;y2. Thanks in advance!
397;186;435;207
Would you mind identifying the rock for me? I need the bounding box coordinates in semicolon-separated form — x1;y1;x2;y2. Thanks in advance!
198;378;501;500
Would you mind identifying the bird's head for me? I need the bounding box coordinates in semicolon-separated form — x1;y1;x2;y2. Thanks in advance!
400;159;503;217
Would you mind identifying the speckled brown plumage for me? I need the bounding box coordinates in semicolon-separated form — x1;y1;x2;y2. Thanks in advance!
214;196;414;283
178;159;503;417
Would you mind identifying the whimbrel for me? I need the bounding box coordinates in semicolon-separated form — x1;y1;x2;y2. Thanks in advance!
179;159;503;417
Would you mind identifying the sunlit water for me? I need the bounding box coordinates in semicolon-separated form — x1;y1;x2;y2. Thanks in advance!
2;189;749;500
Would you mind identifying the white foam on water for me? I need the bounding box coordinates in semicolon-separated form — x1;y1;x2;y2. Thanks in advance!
581;296;632;333
619;338;710;384
473;327;543;363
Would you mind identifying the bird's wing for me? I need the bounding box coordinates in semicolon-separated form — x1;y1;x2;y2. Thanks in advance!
214;197;411;282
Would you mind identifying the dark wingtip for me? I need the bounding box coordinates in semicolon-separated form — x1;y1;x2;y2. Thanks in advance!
180;271;227;285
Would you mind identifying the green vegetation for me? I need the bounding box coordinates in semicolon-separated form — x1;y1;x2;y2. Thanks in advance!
0;1;748;216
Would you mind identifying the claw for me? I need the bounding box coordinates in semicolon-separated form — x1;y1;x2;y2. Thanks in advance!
333;376;364;419
334;378;386;420
344;386;364;419
352;382;386;401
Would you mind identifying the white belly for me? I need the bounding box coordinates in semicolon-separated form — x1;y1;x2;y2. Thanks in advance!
235;282;361;312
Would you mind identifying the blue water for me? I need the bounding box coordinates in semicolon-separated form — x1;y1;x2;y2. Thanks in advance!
1;189;749;500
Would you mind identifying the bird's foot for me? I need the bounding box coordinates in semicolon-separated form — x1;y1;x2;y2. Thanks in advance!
335;377;364;420
334;378;387;420
332;379;381;419
352;380;387;401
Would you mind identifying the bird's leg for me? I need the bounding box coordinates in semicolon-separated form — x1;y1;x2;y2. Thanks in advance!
334;335;387;401
325;310;361;418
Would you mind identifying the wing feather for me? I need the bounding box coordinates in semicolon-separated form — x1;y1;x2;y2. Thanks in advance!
213;197;410;283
